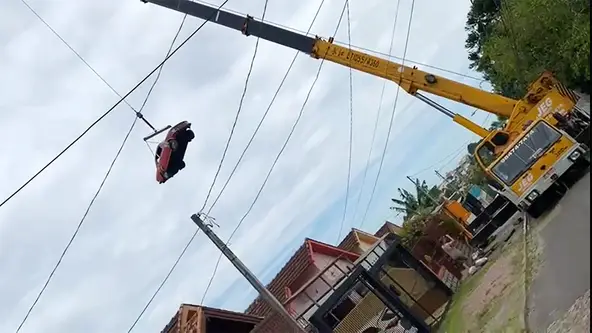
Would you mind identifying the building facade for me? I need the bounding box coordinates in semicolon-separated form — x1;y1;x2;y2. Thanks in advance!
160;304;262;333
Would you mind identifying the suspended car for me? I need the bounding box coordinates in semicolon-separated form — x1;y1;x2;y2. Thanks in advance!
154;121;195;184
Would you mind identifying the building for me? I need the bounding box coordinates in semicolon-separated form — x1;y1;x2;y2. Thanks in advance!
245;238;360;333
161;222;458;333
304;233;453;333
160;303;262;333
246;222;453;333
338;228;385;254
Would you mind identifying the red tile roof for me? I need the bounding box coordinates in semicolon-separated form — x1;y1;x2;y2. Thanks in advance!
375;221;403;238
244;238;358;317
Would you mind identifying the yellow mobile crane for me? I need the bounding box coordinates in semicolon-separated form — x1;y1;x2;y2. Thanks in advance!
142;0;590;218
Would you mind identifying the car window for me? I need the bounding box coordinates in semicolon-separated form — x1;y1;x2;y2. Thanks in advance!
155;146;162;163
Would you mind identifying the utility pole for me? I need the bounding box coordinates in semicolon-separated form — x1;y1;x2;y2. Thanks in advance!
435;169;462;197
434;170;446;182
190;214;307;333
406;176;439;206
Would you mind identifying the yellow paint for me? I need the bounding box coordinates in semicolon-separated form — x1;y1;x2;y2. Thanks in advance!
510;135;574;196
444;201;472;223
311;39;517;119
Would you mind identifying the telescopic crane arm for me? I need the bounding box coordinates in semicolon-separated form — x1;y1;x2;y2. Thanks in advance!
142;0;519;139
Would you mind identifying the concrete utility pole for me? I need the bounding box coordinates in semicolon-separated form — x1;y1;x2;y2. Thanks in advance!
435;170;462;197
190;214;307;333
406;176;440;206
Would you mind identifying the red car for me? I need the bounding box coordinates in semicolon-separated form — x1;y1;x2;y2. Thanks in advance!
155;121;195;184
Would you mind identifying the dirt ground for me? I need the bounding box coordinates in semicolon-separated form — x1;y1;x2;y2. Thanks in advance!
438;228;527;333
439;198;591;333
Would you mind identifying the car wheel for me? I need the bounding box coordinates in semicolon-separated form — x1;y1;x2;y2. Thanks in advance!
169;139;179;151
163;172;170;179
179;161;186;170
186;130;195;141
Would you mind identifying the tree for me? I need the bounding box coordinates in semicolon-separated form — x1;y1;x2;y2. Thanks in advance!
488;115;507;130
465;0;591;97
465;0;501;74
391;179;444;247
390;178;441;220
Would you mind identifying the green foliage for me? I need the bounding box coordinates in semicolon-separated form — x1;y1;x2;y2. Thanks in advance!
488;115;507;130
391;178;444;247
465;0;591;97
390;178;441;220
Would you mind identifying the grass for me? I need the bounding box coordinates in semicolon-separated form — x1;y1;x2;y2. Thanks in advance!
437;261;494;332
438;235;528;333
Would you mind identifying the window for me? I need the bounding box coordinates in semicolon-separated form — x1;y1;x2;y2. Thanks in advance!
321;293;357;329
492;122;561;185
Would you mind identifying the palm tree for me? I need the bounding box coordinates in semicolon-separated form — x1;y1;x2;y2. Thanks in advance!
390;178;441;220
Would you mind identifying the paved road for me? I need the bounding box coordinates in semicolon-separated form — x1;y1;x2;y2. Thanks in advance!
527;173;591;332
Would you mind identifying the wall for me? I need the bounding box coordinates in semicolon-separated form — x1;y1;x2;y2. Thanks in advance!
286;254;354;321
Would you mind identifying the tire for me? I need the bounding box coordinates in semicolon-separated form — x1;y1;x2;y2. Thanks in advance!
526;197;546;219
179;161;186;170
169;139;179;151
186;130;195;141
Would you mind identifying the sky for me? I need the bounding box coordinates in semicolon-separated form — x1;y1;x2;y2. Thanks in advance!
0;0;494;332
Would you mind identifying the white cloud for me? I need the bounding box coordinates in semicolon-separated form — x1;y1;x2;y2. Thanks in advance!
0;0;490;332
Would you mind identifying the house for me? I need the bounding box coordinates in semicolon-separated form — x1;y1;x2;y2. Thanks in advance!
338;228;382;254
160;303;262;333
245;238;360;332
305;233;453;333
374;221;404;238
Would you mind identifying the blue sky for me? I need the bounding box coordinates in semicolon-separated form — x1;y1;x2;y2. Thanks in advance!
0;0;498;332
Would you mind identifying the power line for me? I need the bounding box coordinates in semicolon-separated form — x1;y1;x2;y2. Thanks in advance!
408;112;493;178
360;0;416;228
121;1;235;331
127;0;330;322
337;0;354;242
192;0;484;83
351;0;403;227
13;5;190;331
200;0;270;213
15;119;138;333
203;0;327;215
199;0;351;305
408;144;467;178
17;0;158;131
138;14;188;112
0;1;217;211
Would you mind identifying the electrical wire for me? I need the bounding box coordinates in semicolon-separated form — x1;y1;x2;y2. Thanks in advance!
0;1;225;211
359;0;416;228
408;112;493;178
13;6;190;332
199;0;351;305
408;145;467;178
351;0;403;228
15;118;139;333
200;1;270;212
121;2;238;331
194;0;484;83
203;1;326;216
125;0;330;323
337;0;354;242
17;0;147;121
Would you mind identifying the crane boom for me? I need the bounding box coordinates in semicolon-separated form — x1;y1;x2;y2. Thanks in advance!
142;0;518;138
